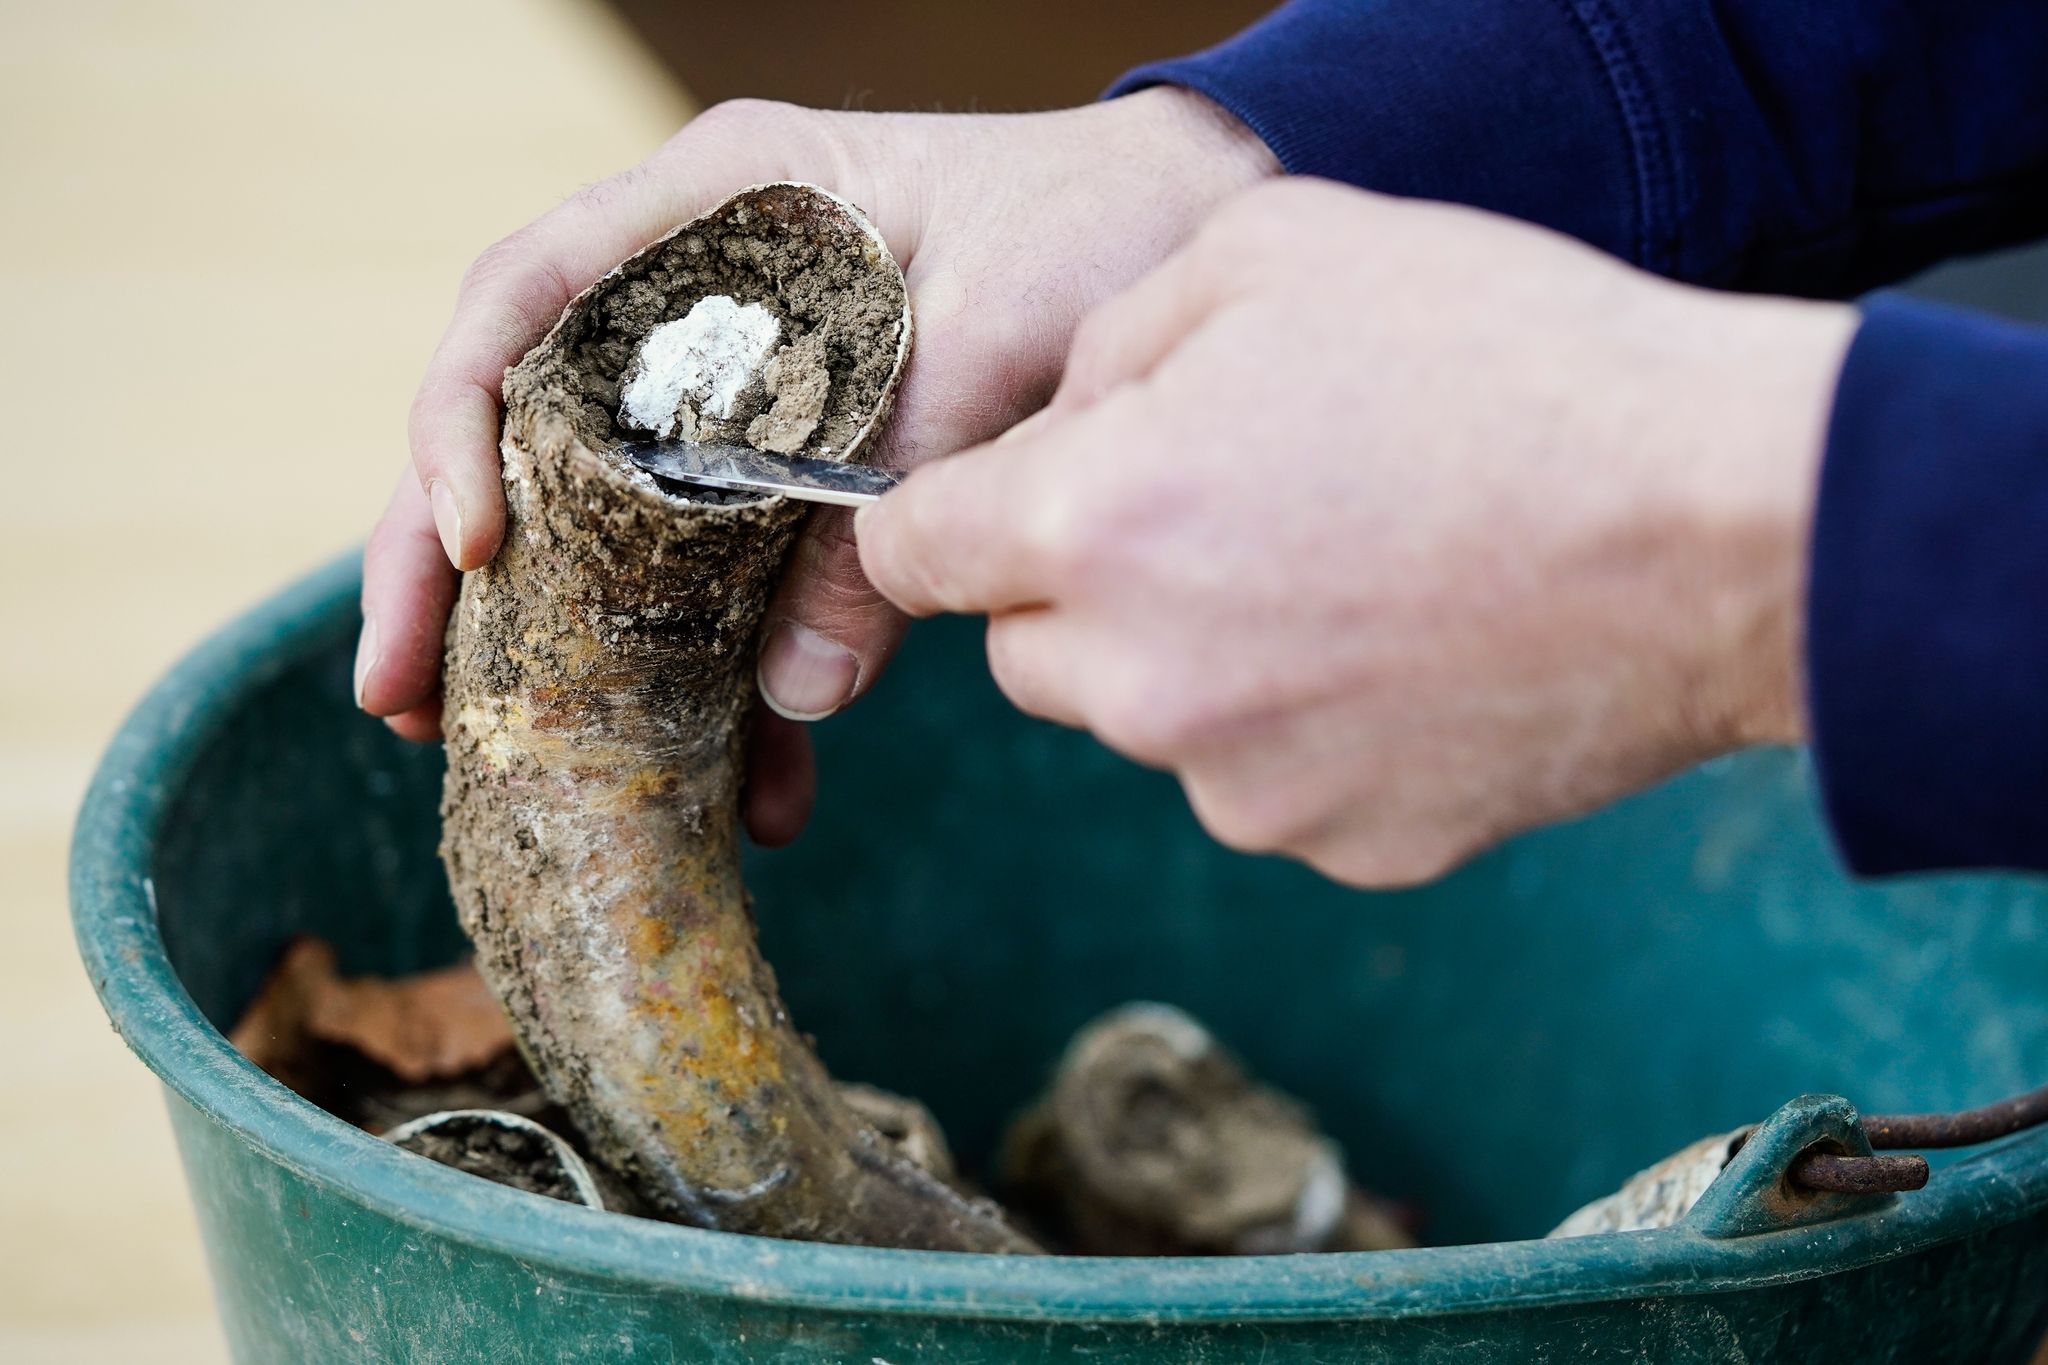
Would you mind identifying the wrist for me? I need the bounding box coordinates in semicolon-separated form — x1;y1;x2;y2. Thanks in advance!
1098;86;1281;201
1667;292;1859;751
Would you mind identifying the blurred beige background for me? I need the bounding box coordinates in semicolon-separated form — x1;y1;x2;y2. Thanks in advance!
8;3;2047;1361
0;7;1257;1357
0;2;687;1358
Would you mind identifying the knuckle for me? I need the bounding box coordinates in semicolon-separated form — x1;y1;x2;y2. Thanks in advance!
1087;687;1157;759
1030;458;1157;591
1183;776;1298;856
360;526;402;588
790;508;865;577
1022;497;1099;587
789;516;894;622
1181;751;1359;859
666;99;845;183
798;573;891;631
1317;834;1468;890
362;501;420;569
459;230;572;319
1088;669;1204;763
405;384;437;453
983;623;1037;711
450;245;573;370
458;234;534;298
681;97;800;144
1021;470;1132;588
405;379;454;464
406;372;487;468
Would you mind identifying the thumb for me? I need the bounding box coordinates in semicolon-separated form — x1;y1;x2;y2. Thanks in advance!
855;419;1065;621
755;422;1051;719
755;507;905;721
755;266;1060;721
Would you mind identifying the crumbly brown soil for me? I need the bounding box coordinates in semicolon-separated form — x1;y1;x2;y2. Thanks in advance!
391;1114;588;1204
528;186;903;464
439;183;1033;1252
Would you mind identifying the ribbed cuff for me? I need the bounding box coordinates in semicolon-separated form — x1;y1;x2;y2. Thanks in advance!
1809;293;2048;876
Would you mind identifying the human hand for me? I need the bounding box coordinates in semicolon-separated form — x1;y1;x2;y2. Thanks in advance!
355;91;1277;841
857;179;1858;887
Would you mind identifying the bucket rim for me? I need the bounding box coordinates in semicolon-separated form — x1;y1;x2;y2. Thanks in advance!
70;552;2048;1325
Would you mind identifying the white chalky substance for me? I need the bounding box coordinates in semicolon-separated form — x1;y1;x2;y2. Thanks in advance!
618;295;781;437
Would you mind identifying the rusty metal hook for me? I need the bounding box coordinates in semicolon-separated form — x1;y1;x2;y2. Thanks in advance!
1785;1079;2048;1194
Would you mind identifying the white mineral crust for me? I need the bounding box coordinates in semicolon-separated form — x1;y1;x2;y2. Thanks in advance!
619;295;781;438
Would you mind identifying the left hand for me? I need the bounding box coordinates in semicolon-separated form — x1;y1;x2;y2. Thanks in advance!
358;92;1275;846
856;179;1858;888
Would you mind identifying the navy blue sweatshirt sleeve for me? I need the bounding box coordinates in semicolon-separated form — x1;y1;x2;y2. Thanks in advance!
1113;2;2048;875
1110;0;2048;296
1809;297;2048;875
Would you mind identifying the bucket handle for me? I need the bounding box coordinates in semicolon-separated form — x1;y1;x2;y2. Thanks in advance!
1684;1093;1899;1238
1686;1077;2048;1237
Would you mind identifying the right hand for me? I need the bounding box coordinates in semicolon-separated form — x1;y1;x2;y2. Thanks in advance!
356;90;1276;844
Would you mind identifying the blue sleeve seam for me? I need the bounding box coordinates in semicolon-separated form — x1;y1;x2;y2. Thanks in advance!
1553;0;1678;274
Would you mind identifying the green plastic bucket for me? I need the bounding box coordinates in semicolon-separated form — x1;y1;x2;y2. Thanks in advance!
72;555;2048;1362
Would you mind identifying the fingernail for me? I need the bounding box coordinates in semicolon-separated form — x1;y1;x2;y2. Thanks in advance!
353;616;381;709
428;479;466;567
758;622;859;721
